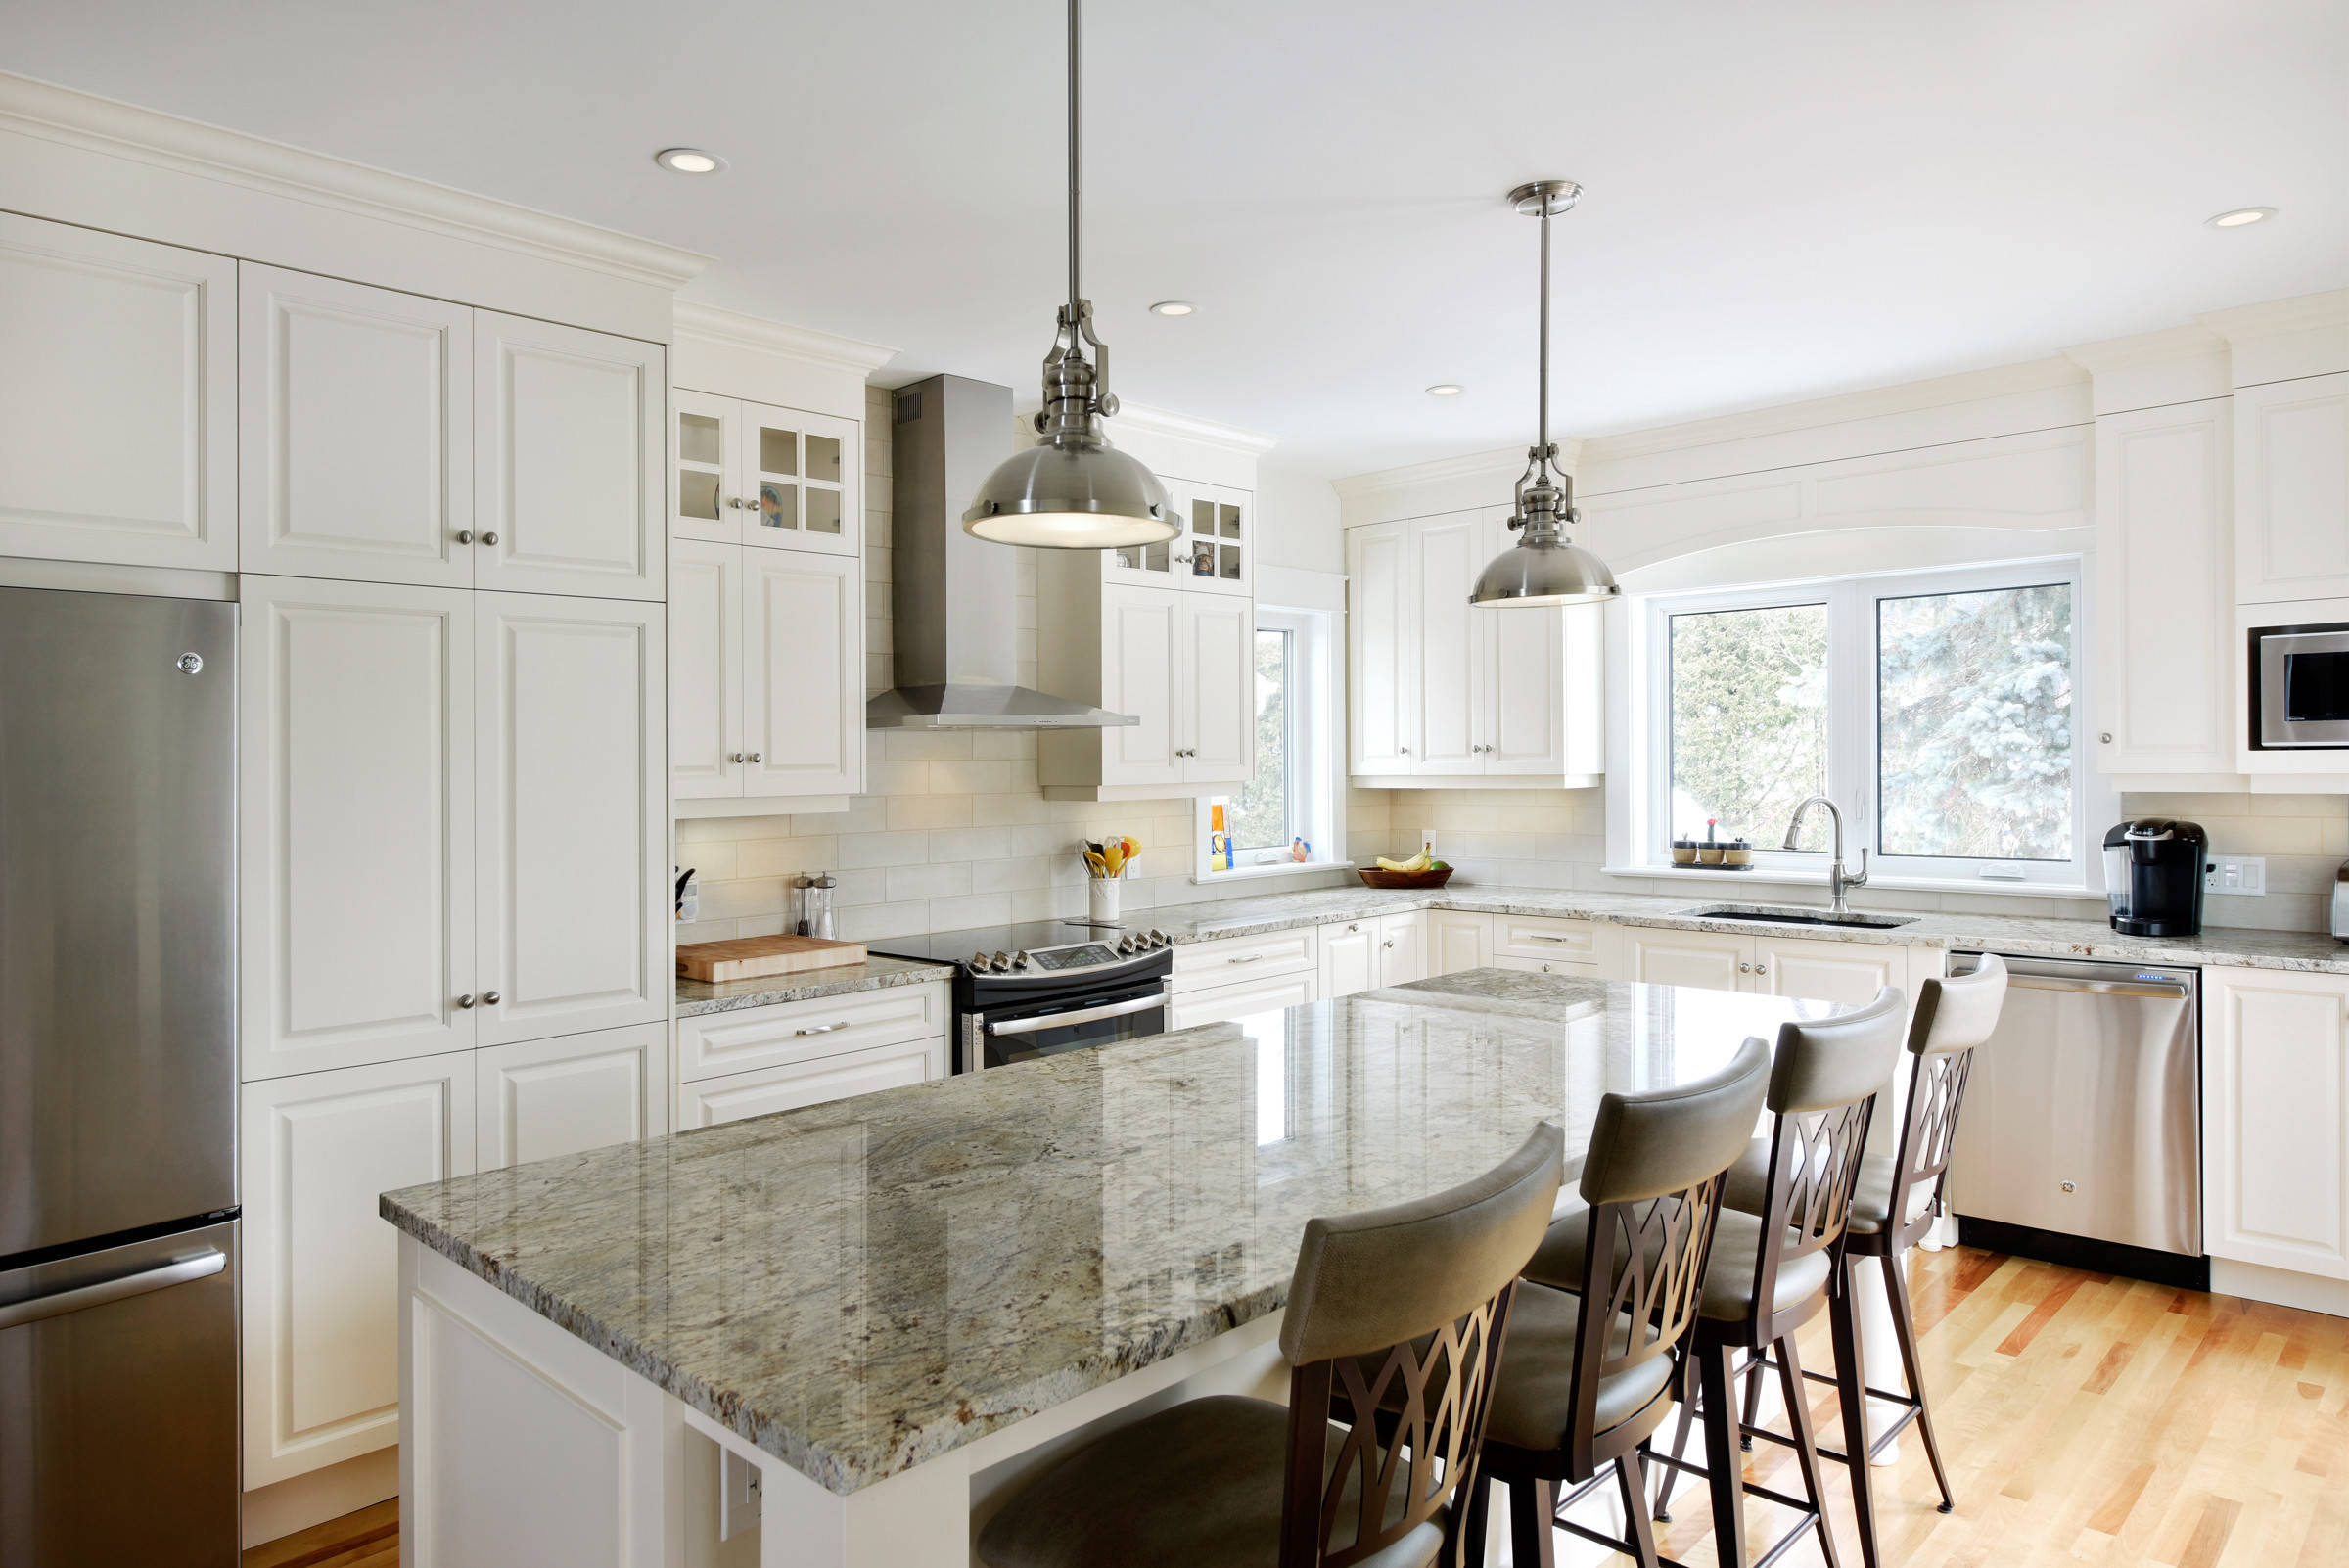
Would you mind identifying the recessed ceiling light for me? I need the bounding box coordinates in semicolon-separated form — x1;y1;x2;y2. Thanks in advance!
654;148;725;175
2206;206;2275;228
1148;300;1196;316
1426;384;1464;397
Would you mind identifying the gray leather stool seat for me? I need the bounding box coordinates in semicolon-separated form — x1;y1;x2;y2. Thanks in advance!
1477;1283;1675;1452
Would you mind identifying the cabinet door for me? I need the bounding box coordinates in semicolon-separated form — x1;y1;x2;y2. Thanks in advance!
1101;584;1184;787
1182;593;1255;783
741;403;858;557
1180;481;1252;595
1170;969;1316;1030
1482;533;1567;777
1624;929;1749;992
1378;912;1430;987
2234;373;2349;605
671;389;744;544
1317;920;1380;1000
473;312;664;599
477;1024;668;1170
476;595;667;1047
239;265;474;586
240;577;476;1080
1428;910;1493;976
241;1051;477;1486
2205;968;2349;1278
1749;935;1906;1007
2094;399;2234;773
1411;513;1486;775
676;1037;946;1128
1561;601;1607;780
668;538;743;799
0;212;236;569
1348;523;1415;774
1105;475;1194;588
740;549;861;798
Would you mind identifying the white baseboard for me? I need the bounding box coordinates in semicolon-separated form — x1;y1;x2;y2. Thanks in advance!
2209;1259;2349;1319
242;1446;398;1549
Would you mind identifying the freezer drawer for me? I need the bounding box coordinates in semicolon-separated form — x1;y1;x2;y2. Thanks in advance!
0;1219;239;1567
1947;952;2200;1256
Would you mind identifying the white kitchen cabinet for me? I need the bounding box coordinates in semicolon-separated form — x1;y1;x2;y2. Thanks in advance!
1310;913;1434;995
1038;570;1255;800
2234;373;2349;605
673;983;950;1083
675;1036;947;1129
1494;955;1602;980
1170;968;1317;1030
1375;911;1430;987
475;593;667;1047
239;577;478;1080
2093;398;2235;775
238;264;475;587
1176;480;1255;596
1082;583;1185;789
671;388;746;545
474;311;665;600
1428;910;1494;975
669;390;858;558
1173;926;1320;992
1623;926;1915;1007
1317;919;1381;999
477;1024;668;1170
1492;914;1616;971
241;1050;477;1486
2204;967;2349;1279
0;212;237;570
742;549;863;798
1180;592;1255;783
1623;928;1751;992
668;537;742;799
1347;508;1601;785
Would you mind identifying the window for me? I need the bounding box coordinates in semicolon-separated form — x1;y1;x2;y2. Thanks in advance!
1199;606;1344;879
1645;560;2105;888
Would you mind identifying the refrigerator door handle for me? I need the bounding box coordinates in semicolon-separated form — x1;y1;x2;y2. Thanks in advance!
0;1246;226;1331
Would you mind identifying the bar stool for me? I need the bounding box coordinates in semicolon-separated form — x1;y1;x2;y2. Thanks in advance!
1572;989;1908;1568
1714;955;2009;1567
974;1123;1562;1568
1458;1037;1773;1568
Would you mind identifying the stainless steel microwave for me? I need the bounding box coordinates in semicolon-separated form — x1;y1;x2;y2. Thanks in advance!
2255;624;2349;748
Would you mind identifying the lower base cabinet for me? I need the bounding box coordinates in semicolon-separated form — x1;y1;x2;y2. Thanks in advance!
675;1036;946;1128
670;982;953;1130
2204;967;2349;1281
1316;913;1431;998
1170;969;1318;1030
1622;927;1920;1007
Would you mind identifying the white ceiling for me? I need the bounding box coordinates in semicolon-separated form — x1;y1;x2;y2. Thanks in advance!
10;0;2344;477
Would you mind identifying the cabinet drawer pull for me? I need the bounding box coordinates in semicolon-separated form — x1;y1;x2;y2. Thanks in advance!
796;1021;850;1036
1527;934;1575;944
1225;953;1263;965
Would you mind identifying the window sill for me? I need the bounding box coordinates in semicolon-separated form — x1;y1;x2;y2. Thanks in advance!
1191;860;1356;888
1602;864;2101;901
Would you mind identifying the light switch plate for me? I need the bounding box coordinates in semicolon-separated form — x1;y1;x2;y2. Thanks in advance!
719;1448;763;1541
2205;855;2266;895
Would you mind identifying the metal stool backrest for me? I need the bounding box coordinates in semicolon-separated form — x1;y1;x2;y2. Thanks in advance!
1879;955;2009;1252
1744;989;1908;1338
1277;1124;1564;1568
1557;1038;1773;1475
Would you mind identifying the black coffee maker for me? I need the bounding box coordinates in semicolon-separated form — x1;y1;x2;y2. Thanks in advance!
2102;819;2207;936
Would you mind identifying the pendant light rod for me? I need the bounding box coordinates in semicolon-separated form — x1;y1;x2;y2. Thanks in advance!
1537;193;1551;478
1066;0;1082;326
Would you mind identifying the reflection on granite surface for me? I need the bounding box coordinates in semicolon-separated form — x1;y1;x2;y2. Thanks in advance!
384;973;1821;1496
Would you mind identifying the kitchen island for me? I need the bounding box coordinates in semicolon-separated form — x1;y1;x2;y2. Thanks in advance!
383;971;1839;1568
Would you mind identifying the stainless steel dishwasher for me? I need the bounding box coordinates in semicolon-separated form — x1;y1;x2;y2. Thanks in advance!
1945;951;2204;1286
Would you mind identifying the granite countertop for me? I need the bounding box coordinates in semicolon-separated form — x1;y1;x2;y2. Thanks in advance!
383;973;1820;1497
1142;885;2349;975
676;954;956;1017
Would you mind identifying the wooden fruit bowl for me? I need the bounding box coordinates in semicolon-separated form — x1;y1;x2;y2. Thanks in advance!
1358;867;1455;890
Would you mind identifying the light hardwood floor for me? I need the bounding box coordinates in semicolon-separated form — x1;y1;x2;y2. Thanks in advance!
250;1247;2348;1568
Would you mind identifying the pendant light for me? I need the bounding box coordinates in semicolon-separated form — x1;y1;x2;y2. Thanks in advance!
962;0;1178;550
1469;181;1620;607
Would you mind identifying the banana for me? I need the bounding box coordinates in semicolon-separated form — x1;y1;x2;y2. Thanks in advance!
1376;849;1435;873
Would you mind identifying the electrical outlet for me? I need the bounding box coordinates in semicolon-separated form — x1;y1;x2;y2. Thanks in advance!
2205;855;2266;896
719;1448;763;1541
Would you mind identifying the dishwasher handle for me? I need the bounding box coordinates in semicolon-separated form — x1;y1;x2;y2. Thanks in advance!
2005;975;2191;1001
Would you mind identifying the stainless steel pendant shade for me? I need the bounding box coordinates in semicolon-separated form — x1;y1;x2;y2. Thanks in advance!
963;0;1177;551
1470;180;1621;607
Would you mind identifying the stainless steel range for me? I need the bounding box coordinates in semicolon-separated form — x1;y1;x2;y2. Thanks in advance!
869;920;1175;1074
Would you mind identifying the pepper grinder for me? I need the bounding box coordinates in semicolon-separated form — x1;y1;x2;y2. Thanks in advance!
795;872;838;940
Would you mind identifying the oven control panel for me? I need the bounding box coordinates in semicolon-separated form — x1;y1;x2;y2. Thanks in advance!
968;931;1170;974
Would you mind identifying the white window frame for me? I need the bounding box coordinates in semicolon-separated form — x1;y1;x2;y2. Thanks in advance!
1636;557;2112;893
1195;605;1349;883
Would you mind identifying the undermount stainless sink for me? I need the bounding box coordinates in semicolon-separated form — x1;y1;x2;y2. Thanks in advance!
1681;903;1918;930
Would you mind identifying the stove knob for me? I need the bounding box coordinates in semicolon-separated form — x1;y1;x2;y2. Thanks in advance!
970;951;992;972
993;951;1013;971
1149;929;1170;946
1117;936;1136;954
1012;950;1032;969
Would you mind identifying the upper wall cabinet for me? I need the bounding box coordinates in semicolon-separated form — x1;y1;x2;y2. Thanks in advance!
670;389;858;557
2234;372;2349;605
0;213;236;570
240;265;475;587
475;313;666;600
1347;509;1601;786
1101;477;1250;594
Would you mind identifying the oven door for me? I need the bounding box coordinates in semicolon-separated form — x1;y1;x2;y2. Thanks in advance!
969;981;1170;1071
2258;627;2349;748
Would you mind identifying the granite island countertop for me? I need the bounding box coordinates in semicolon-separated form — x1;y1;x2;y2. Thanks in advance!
383;972;1824;1497
676;953;956;1017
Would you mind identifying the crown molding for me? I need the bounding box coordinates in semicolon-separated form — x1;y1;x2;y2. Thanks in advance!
1106;400;1277;456
671;300;897;376
1332;442;1559;502
0;70;712;291
2060;323;2226;376
2199;289;2349;344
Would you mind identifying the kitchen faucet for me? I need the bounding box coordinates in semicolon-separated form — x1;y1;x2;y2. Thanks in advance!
1784;795;1868;915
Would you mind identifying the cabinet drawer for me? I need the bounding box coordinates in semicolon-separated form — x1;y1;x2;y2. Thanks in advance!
674;982;948;1082
1492;916;1607;964
676;1036;945;1128
1172;927;1318;990
1169;970;1318;1030
1494;956;1603;980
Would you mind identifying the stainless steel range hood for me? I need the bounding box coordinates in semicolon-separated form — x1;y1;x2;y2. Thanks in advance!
866;374;1138;730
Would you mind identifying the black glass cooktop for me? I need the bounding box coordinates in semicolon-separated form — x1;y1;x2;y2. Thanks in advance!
868;918;1151;967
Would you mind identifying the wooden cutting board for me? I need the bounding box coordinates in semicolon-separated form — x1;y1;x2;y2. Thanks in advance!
676;934;869;984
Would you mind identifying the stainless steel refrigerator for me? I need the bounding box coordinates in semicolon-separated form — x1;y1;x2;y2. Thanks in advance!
0;585;239;1565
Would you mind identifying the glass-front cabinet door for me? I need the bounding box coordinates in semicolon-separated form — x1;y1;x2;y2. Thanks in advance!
1101;476;1194;587
1183;481;1251;595
672;389;744;545
744;402;858;557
